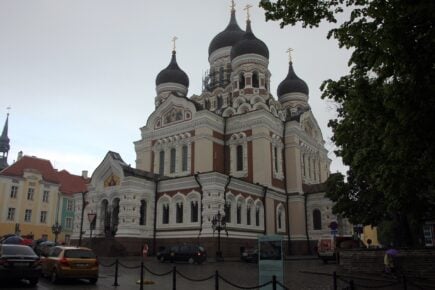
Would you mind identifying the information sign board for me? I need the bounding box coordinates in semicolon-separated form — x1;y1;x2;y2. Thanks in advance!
258;235;284;289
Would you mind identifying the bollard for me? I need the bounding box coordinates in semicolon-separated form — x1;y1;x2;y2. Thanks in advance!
172;266;176;290
272;275;277;290
140;261;144;290
215;270;219;290
349;280;354;290
333;271;337;290
112;259;120;286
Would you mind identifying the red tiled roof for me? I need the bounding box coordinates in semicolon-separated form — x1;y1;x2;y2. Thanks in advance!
0;155;59;184
57;170;88;195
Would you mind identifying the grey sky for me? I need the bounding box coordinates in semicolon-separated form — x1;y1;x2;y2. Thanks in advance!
0;0;350;175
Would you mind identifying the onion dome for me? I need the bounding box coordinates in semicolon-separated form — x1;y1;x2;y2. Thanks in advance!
277;62;309;99
208;9;245;56
230;20;269;60
155;50;189;88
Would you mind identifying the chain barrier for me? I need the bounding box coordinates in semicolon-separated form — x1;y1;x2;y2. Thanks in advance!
142;264;173;277
99;260;116;267
218;273;273;289
176;269;214;282
350;279;401;289
118;261;141;269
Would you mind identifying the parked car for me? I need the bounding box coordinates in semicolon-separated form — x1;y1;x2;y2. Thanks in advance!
241;247;258;263
157;244;207;264
35;241;56;256
41;246;98;284
316;236;364;264
0;244;41;286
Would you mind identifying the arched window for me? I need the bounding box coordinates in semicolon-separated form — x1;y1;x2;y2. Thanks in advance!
278;210;282;229
139;200;146;225
274;147;278;172
176;202;183;223
182;145;188;172
159;150;165;175
247;206;251;225
313;209;322;230
255;205;260;226
162;204;169;224
225;202;231;223
217;96;223;109
252;72;259;88
219;67;224;86
190;201;198;223
236;145;243;171
237;202;242;224
170;148;176;173
239;73;245;89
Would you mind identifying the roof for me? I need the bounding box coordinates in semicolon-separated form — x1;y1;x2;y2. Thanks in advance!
277;62;309;98
57;170;88;195
0;155;59;184
0;155;88;194
230;20;269;60
155;51;189;87
208;9;245;56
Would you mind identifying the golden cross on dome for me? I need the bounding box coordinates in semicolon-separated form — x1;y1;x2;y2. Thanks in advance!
230;0;235;11
172;36;178;51
286;48;294;63
244;4;253;20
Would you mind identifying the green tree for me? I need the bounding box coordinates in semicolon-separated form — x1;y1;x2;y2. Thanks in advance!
260;0;435;246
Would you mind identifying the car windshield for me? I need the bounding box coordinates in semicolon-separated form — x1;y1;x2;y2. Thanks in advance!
2;245;35;256
64;249;96;259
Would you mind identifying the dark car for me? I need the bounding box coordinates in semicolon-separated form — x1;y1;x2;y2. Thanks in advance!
35;241;56;256
157;244;207;264
0;244;41;286
241;248;258;263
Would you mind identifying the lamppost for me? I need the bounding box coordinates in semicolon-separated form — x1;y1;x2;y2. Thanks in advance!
211;211;227;261
51;222;62;244
87;212;96;249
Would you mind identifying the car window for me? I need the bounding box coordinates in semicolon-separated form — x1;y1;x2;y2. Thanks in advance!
2;245;35;256
48;247;62;257
64;249;96;259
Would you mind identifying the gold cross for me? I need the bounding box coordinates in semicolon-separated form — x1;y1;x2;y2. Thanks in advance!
172;36;178;51
286;48;294;63
230;0;235;11
244;4;253;20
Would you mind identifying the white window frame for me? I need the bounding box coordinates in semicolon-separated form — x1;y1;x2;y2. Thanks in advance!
27;188;34;201
40;211;47;223
42;191;49;203
24;209;32;222
7;208;15;220
10;186;18;199
66;199;73;211
229;133;248;178
65;217;73;229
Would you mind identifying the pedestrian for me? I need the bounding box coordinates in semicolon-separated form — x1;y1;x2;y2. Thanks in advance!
384;248;398;277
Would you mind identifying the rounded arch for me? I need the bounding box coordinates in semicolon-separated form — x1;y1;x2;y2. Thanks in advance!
237;103;251;114
312;208;322;230
253;102;269;111
222;107;236;117
276;203;286;232
233;96;247;108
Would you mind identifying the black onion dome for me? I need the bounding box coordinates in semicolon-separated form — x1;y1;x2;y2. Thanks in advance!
208;9;245;56
155;51;189;87
277;62;309;98
230;20;269;60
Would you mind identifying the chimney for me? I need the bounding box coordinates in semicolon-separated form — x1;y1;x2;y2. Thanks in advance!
82;170;88;179
17;151;23;160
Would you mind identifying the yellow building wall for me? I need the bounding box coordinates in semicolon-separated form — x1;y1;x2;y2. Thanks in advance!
0;173;60;241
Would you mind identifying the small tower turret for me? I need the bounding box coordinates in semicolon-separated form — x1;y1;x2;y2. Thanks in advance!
0;112;10;170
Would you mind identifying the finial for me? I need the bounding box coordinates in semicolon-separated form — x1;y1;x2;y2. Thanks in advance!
230;0;235;11
244;4;253;20
172;36;178;52
286;48;294;63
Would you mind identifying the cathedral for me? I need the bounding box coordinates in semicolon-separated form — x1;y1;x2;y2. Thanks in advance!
72;4;351;256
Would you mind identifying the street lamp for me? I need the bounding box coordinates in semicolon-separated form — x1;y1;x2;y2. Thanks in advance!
211;211;228;261
51;222;62;244
87;212;96;249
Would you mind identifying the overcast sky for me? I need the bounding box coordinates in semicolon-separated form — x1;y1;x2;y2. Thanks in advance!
0;0;350;176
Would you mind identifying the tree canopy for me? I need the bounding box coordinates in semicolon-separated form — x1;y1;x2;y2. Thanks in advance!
260;0;435;246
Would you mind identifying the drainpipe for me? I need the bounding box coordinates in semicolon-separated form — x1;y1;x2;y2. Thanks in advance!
194;173;204;240
152;178;159;256
304;193;311;254
262;186;268;235
282;120;292;255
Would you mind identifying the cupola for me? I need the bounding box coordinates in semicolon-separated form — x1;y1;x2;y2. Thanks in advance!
230;20;269;61
277;61;309;107
155;49;189;98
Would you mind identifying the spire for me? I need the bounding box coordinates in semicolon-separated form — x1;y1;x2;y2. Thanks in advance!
0;111;10;170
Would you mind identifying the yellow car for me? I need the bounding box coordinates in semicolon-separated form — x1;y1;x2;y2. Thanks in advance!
41;246;98;284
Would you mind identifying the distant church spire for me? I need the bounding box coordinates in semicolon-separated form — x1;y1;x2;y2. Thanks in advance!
0;109;11;170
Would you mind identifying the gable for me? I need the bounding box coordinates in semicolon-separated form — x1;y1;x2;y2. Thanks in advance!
90;151;127;190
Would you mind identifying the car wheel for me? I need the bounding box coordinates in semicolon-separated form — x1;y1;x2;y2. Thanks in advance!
188;257;194;264
50;270;59;284
28;277;38;286
89;278;98;284
160;256;165;262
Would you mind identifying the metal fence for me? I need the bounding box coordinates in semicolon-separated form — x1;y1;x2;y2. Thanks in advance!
100;259;289;290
